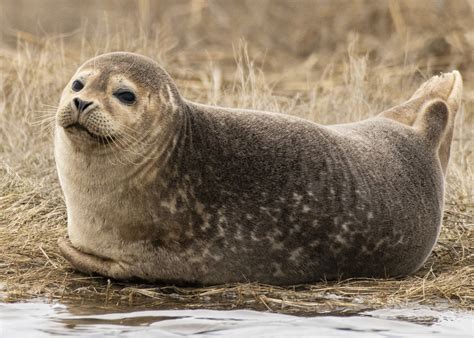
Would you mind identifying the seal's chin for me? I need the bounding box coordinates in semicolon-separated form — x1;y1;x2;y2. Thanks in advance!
64;123;115;144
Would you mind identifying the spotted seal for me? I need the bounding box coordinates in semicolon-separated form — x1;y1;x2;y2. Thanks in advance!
56;52;463;285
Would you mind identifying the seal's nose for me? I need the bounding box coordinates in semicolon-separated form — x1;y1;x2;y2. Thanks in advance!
73;98;94;114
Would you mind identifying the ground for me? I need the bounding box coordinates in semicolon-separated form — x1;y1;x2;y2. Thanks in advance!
0;0;472;314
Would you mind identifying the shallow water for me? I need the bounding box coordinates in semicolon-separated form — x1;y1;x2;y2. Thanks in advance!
0;301;472;337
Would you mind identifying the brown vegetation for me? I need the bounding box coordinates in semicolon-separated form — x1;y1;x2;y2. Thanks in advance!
0;0;472;314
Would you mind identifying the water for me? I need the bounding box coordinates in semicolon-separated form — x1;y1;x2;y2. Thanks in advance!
0;301;472;337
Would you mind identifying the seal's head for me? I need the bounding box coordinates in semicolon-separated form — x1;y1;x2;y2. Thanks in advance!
56;52;181;150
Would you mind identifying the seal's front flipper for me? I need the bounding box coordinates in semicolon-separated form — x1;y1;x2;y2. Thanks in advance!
58;238;131;280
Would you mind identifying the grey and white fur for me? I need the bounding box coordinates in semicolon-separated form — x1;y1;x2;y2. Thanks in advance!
56;52;463;285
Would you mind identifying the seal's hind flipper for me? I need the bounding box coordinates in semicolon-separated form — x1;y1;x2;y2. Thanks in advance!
380;71;463;127
410;71;463;114
412;71;463;175
380;71;463;175
414;100;449;147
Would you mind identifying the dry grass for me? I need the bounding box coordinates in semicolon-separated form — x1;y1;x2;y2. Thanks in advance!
0;0;472;314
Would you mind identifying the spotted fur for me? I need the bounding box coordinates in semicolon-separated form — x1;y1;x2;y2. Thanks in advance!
56;53;463;285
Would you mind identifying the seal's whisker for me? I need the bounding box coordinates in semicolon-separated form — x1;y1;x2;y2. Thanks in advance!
41;103;59;108
109;117;163;147
113;120;159;147
33;108;57;113
116;132;150;153
112;135;149;165
102;131;121;166
104;128;132;166
113;127;143;146
118;134;164;162
27;117;57;131
29;113;56;119
106;122;161;161
28;118;56;126
108;134;130;166
104;128;146;165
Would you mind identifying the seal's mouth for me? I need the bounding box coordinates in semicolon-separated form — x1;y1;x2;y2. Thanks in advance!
65;123;115;144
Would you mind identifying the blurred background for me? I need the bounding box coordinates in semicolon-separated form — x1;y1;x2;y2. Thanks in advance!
1;0;472;62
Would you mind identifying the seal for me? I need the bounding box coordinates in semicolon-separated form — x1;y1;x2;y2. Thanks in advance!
56;52;463;285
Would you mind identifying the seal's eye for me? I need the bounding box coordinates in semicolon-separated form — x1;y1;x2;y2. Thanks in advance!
72;80;84;92
114;90;136;105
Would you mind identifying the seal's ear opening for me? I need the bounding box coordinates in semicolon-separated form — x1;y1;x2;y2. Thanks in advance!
414;99;449;148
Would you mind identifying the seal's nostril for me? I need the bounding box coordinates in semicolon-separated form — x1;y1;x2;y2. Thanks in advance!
73;98;93;114
82;101;93;112
73;98;80;110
